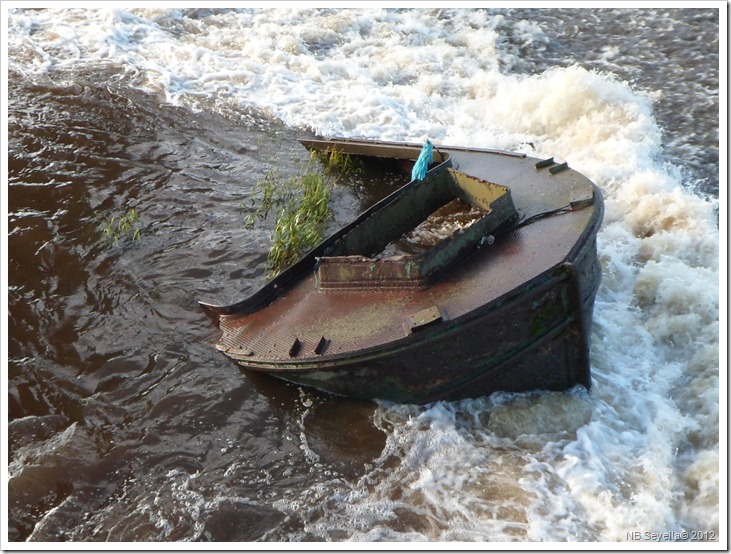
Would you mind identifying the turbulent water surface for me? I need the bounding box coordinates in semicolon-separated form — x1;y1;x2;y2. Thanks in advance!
5;6;723;544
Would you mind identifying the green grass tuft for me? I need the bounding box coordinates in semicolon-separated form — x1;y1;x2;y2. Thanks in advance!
313;149;364;176
267;171;331;275
243;149;366;278
99;207;142;245
245;164;333;277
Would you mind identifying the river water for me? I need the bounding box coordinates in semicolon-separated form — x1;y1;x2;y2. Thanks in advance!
4;6;723;544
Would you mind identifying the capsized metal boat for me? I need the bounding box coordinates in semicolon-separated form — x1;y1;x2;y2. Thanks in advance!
200;138;604;404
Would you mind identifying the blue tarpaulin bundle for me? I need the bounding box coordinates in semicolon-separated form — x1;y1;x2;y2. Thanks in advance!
411;139;433;182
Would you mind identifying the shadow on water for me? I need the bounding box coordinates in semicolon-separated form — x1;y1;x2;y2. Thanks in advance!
243;369;387;474
7;69;387;542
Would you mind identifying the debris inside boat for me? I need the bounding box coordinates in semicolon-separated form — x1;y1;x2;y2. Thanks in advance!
200;137;604;404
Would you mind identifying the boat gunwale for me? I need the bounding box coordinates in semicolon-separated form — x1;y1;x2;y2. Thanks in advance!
303;137;530;159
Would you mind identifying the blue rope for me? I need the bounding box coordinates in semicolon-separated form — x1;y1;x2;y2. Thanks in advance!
411;139;433;182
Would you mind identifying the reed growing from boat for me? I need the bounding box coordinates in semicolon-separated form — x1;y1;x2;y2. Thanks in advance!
244;170;330;277
314;149;364;176
266;171;331;275
244;150;365;277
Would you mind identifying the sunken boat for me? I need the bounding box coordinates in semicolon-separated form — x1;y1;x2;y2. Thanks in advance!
200;138;604;404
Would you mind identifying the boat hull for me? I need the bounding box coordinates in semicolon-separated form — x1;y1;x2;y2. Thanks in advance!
233;263;595;404
202;138;604;404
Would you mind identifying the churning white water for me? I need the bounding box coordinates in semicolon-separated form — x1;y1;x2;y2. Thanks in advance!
5;5;723;544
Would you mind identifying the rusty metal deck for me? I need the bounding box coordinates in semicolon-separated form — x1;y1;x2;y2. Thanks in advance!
215;143;599;362
218;208;592;361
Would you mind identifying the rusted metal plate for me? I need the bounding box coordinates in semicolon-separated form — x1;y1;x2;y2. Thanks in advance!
449;149;596;222
217;207;598;362
447;168;511;212
317;255;425;289
407;305;444;331
570;187;595;210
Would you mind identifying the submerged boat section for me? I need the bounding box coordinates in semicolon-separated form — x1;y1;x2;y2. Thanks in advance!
200;138;604;404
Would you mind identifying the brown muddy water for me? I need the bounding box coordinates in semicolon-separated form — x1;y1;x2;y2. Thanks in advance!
7;72;396;541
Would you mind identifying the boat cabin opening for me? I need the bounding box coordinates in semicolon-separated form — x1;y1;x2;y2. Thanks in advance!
315;162;519;290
